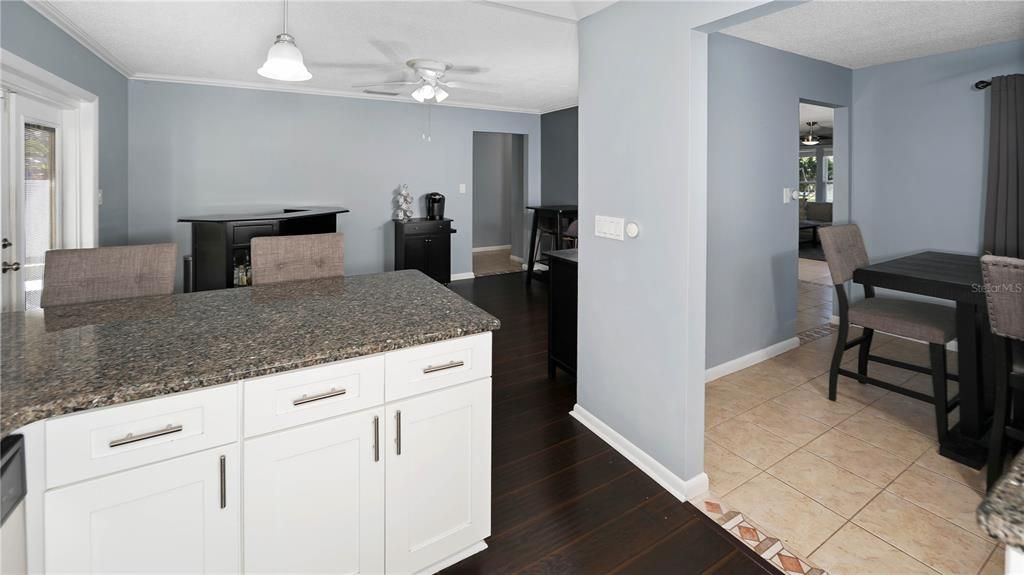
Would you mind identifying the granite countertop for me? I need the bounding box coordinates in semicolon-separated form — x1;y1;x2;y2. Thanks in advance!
1;270;499;436
544;249;578;264
979;451;1024;548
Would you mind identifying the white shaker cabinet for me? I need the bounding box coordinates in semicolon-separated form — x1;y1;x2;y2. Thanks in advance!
385;379;492;574
243;408;386;575
44;445;240;574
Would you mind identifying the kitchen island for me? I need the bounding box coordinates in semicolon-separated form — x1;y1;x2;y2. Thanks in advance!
1;270;499;574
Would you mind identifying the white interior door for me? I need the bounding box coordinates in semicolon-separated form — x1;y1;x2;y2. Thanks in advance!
2;92;64;311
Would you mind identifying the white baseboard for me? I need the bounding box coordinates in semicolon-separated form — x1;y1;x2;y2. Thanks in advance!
472;245;511;253
449;272;475;281
510;255;524;264
416;540;487;575
570;404;708;502
705;337;800;383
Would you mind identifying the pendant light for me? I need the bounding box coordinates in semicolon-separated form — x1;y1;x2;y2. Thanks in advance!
258;0;312;82
802;121;820;146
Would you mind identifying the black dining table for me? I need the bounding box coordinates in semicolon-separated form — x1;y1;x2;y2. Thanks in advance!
853;251;991;468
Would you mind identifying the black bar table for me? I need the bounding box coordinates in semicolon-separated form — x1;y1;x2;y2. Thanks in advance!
525;205;578;284
853;251;990;468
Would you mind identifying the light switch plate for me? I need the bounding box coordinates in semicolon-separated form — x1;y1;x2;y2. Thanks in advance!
783;187;792;204
595;215;625;241
459;183;466;194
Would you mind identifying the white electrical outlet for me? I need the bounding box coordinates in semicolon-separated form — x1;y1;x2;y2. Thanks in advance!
595;215;625;241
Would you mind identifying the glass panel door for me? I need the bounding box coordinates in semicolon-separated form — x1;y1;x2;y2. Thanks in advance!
1;93;63;311
23;123;56;310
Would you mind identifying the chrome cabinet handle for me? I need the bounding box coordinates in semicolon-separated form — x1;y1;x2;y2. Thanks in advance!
219;455;227;509
395;410;402;456
373;416;380;462
423;360;464;374
292;387;347;406
109;424;183;448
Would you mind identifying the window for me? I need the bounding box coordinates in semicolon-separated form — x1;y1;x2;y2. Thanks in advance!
798;154;817;201
797;148;834;203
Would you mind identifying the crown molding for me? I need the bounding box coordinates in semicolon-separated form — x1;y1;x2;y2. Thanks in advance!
26;0;133;78
131;73;545;115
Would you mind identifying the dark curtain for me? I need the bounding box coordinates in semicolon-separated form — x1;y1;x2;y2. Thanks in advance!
984;74;1024;258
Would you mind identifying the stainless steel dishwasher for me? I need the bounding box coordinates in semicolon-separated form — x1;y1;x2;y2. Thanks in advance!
1;435;27;575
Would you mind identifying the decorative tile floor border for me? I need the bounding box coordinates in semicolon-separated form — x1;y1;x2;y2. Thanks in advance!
797;324;836;345
695;493;829;575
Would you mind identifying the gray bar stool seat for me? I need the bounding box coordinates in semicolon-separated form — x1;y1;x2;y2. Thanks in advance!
819;224;958;443
250;233;344;286
41;243;177;308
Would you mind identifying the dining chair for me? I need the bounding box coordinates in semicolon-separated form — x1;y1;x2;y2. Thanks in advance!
250;233;344;286
981;255;1024;489
41;243;177;307
819;224;959;442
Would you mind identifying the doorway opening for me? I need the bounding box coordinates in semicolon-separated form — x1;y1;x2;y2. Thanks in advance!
797;102;840;337
471;132;526;277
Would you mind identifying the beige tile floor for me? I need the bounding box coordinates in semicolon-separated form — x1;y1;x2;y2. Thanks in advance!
472;248;521;277
798;259;835;333
703;332;1003;575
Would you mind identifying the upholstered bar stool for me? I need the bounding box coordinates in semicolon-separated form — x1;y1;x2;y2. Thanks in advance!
41;243;177;307
982;255;1024;489
250;233;344;286
819;225;959;442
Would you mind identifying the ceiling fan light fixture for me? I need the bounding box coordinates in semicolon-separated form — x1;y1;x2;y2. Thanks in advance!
411;85;427;102
434;87;449;103
258;33;312;82
801;121;819;146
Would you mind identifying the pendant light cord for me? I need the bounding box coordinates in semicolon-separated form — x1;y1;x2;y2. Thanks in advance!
283;0;288;34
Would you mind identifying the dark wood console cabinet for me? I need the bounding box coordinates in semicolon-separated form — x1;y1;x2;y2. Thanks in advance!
545;249;578;377
394;218;455;284
179;207;348;291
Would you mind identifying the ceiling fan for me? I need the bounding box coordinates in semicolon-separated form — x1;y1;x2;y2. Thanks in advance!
351;59;489;103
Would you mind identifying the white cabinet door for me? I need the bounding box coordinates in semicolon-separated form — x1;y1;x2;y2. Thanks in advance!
244;408;385;574
385;379;491;574
44;445;240;574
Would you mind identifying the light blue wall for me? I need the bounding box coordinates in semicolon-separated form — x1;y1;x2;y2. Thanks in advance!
578;1;759;482
0;0;130;244
127;81;540;283
706;33;852;368
472;132;524;254
541;106;578;205
851;40;1024;261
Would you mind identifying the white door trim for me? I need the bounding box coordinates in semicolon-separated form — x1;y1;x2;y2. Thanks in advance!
2;49;99;250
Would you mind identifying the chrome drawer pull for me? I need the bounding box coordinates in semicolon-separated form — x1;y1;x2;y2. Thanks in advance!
395;410;402;456
423;360;464;374
293;387;347;406
109;424;183;448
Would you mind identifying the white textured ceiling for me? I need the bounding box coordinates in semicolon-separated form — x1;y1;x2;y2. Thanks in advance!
722;1;1024;69
800;102;833;131
37;0;587;113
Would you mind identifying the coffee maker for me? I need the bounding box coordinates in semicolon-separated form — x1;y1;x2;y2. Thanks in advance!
426;192;446;220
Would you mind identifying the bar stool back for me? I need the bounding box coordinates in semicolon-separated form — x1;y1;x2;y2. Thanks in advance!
41;244;177;307
982;254;1024;489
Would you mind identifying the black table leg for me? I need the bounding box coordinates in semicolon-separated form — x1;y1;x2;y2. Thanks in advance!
526;211;540;285
555;213;564;251
938;301;988;469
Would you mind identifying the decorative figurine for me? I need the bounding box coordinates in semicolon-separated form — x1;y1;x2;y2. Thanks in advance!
395;184;414;221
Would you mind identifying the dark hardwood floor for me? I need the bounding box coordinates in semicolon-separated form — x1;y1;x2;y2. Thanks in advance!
443;272;777;575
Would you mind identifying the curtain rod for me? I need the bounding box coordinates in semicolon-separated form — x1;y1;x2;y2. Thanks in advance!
975;80;992;90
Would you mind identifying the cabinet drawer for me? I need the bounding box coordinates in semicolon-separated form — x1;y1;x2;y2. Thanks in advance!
384;333;491;401
46;384;239;489
244;355;385;437
232;223;276;246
